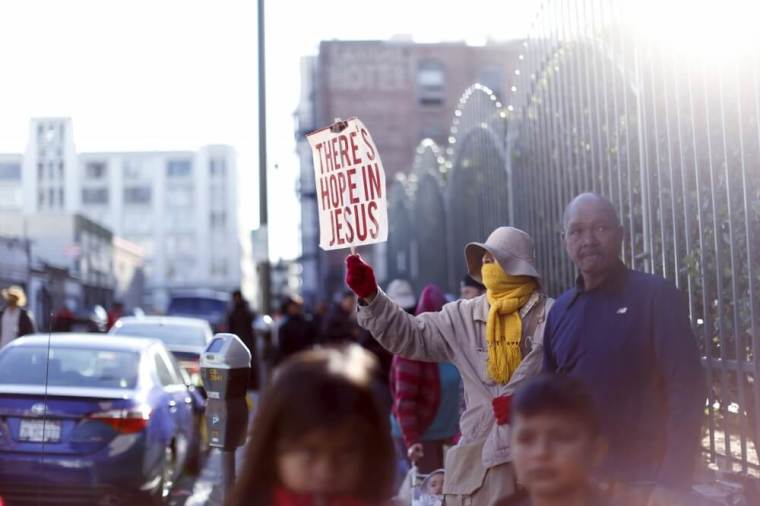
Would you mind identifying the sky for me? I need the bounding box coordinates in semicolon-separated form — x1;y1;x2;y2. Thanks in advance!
0;0;539;261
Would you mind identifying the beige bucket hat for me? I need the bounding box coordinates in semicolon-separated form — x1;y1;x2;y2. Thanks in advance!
464;226;541;283
1;285;27;308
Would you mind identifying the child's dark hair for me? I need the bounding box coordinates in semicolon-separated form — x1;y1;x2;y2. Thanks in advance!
229;345;395;505
512;375;599;434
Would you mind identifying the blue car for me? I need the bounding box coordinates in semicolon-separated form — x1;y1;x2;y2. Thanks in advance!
0;334;203;505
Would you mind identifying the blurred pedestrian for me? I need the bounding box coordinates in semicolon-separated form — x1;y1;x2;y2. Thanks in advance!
508;375;613;506
390;284;461;475
275;295;318;365
320;290;360;345
310;300;329;337
106;301;124;331
460;274;485;300
52;304;76;332
418;470;445;506
544;193;706;500
230;345;395;506
385;279;417;314
0;285;35;348
345;227;553;506
227;289;259;390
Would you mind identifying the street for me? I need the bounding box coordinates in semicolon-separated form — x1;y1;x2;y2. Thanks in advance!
169;450;236;506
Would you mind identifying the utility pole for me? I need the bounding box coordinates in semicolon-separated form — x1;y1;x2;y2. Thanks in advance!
257;0;271;315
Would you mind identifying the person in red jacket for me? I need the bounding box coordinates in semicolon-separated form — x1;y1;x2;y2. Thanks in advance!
390;284;462;474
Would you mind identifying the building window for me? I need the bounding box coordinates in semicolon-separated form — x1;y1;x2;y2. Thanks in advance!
123;159;144;180
478;66;503;97
58;188;65;207
167;159;192;178
209;158;226;177
38;162;44;179
44;125;56;143
38;189;44;207
417;60;445;106
0;163;21;180
58;162;64;178
82;188;109;205
124;186;152;205
85;161;107;179
210;211;226;229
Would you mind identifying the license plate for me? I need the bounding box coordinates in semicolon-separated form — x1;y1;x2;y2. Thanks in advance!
18;419;61;443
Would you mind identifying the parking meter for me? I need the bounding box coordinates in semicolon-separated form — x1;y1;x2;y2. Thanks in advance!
200;333;251;450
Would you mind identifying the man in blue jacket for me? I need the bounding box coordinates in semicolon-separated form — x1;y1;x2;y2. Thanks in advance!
543;193;706;499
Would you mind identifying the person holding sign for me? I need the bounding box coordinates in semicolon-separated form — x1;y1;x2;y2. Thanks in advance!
345;227;553;506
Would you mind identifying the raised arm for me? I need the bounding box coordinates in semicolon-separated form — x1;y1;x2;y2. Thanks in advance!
346;255;456;362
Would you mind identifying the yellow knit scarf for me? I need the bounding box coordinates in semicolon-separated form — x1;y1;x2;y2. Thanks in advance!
481;263;537;384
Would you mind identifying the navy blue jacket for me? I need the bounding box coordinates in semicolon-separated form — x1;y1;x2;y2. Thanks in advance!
543;261;706;487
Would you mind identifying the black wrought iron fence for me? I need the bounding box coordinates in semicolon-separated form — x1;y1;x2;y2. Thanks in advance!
388;0;760;477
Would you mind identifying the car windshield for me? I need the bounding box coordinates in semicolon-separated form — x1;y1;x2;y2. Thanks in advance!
112;323;208;347
0;347;140;389
167;297;226;316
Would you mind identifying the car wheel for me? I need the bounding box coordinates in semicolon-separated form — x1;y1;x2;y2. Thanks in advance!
150;443;176;505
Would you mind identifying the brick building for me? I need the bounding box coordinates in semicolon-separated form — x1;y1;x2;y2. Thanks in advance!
296;39;522;307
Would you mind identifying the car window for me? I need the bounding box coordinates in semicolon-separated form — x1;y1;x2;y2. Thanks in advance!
166;352;190;386
112;323;208;347
0;346;139;389
167;297;226;316
153;351;181;387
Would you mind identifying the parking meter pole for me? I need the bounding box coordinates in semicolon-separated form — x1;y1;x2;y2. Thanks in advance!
200;333;252;501
221;450;236;504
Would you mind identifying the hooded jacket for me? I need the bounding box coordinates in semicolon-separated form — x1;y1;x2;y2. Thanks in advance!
389;285;449;448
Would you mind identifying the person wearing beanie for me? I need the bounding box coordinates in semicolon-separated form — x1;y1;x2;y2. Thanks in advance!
389;284;462;475
275;295;319;365
345;227;553;506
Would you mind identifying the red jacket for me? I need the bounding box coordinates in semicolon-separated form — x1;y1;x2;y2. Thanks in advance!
390;356;440;448
389;284;448;448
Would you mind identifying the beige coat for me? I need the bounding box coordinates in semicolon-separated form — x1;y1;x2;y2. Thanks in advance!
357;289;553;497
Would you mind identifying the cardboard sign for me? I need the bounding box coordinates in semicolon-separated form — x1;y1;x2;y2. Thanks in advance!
307;118;388;250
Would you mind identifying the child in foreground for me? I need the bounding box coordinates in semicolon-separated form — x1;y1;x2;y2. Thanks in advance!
508;375;612;506
229;345;396;506
415;469;444;506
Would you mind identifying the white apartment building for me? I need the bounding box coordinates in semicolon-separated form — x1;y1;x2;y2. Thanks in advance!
2;118;244;311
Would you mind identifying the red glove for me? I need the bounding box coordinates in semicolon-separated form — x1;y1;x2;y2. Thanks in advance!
345;254;377;299
492;395;512;425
